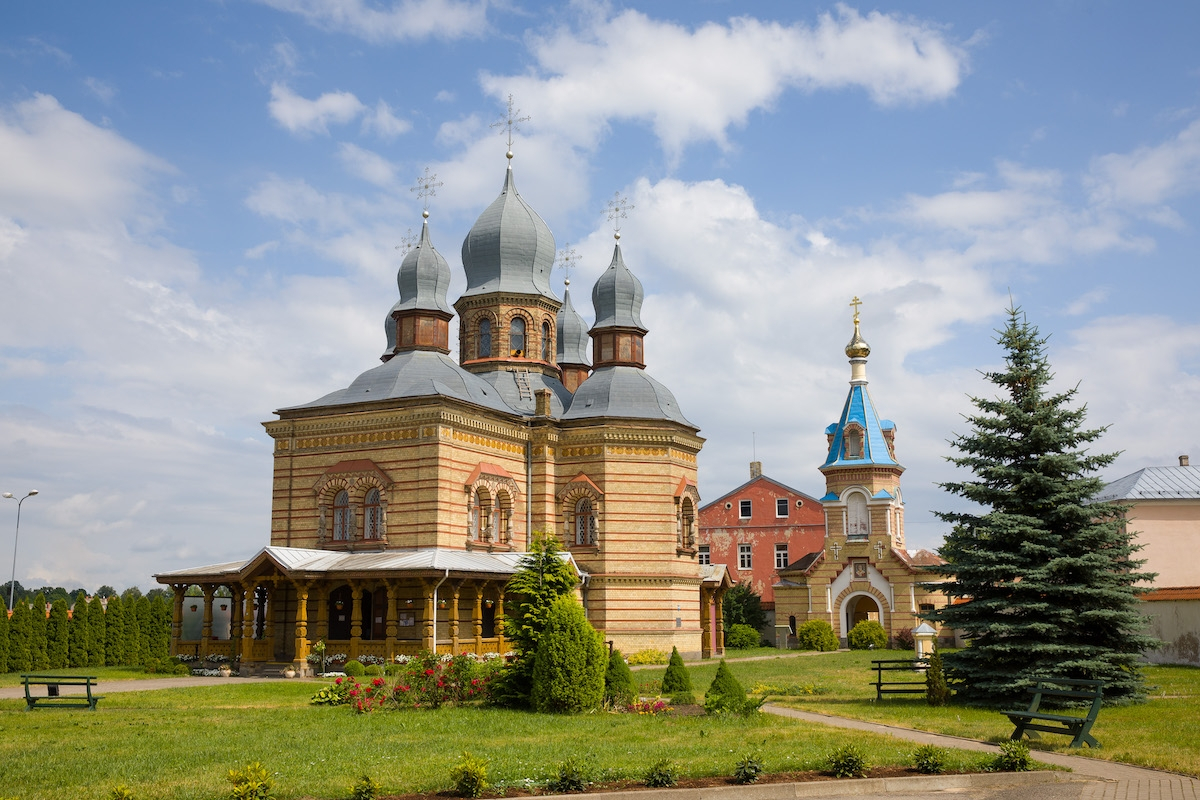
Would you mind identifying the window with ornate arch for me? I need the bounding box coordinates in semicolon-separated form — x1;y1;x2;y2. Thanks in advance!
333;490;351;540
469;489;484;541
541;321;552;361
478;319;492;359
364;488;382;539
574;497;597;546
678;497;696;548
509;317;526;356
846;492;870;539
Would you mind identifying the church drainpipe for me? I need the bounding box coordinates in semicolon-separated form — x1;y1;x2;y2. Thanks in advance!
431;568;450;650
525;439;533;547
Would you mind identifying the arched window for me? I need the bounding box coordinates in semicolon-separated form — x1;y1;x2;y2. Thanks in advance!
847;492;870;539
333;490;351;540
469;490;482;540
364;488;381;539
510;317;525;356
478;319;492;359
575;497;597;545
679;498;695;548
541;321;552;361
844;425;864;459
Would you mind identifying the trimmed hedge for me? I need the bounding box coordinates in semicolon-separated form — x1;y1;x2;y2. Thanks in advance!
724;624;760;650
847;620;887;650
793;619;839;651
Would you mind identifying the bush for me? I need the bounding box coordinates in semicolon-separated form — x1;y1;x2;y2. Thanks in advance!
847;620;887;650
660;647;692;694
733;753;764;784
604;649;637;708
310;677;354;706
722;583;767;632
530;596;606;714
343;659;365;677
893;627;915;650
349;775;381;800
912;745;946;775
626;649;667;665
450;752;489;798
725;624;760;650
227;762;274;800
704;659;761;715
392;652;500;709
793;620;839;651
669;690;696;705
110;785;135;800
644;759;678;788
826;745;868;778
363;664;382;676
926;649;951;707
990;741;1033;772
547;757;590;793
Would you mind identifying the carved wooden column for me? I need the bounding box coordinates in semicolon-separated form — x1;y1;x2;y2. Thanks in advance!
714;588;726;655
263;582;277;662
700;587;713;659
385;580;399;664
200;585;215;659
314;584;330;643
293;581;310;671
449;582;461;654
240;582;257;664
472;583;484;653
349;582;363;660
170;585;185;656
230;585;244;664
422;580;436;652
495;589;506;652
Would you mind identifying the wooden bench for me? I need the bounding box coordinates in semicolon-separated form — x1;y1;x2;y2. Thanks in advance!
1004;677;1103;748
871;658;928;701
21;674;103;711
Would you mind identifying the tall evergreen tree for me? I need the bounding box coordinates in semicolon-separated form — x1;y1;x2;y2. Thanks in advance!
87;596;107;667
105;594;127;666
123;596;143;666
28;592;49;670
926;307;1157;705
148;594;171;661
46;598;70;669
68;591;90;668
0;604;10;672
7;601;32;672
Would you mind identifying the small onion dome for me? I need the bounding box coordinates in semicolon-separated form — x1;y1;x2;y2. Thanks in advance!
460;166;557;300
845;318;871;359
556;286;591;366
395;219;452;314
591;243;646;332
381;299;402;358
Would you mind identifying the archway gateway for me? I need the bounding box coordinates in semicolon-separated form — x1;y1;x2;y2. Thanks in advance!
845;593;881;631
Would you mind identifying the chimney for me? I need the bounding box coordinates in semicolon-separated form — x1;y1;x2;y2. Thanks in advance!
1181;455;1191;467
534;388;552;417
750;461;762;479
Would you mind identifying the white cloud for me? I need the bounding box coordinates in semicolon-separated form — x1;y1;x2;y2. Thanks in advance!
337;142;397;186
256;0;488;42
361;100;411;140
481;5;969;158
1087;117;1200;209
267;83;366;136
84;76;117;103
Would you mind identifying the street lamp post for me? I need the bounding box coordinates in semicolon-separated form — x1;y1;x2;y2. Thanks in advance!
3;490;38;612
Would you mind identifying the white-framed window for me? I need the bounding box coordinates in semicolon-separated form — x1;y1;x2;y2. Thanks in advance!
775;543;789;570
332;490;351;540
738;543;752;570
364;488;382;539
776;498;789;518
698;545;710;565
738;499;752;519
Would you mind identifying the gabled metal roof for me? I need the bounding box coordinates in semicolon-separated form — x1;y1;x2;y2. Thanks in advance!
1094;465;1200;501
822;382;899;469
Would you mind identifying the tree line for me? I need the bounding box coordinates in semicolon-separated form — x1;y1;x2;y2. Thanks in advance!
0;587;173;673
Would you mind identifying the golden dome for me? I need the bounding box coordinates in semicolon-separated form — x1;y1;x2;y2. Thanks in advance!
845;320;871;359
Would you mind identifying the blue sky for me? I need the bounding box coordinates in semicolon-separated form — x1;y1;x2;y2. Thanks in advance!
2;1;1199;593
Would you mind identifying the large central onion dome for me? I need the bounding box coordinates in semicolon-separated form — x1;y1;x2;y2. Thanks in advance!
460;165;557;301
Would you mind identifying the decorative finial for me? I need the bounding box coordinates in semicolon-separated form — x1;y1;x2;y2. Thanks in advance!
394;227;417;255
850;295;863;324
845;295;870;360
606;192;633;240
556;244;579;289
411;167;442;215
490;94;530;160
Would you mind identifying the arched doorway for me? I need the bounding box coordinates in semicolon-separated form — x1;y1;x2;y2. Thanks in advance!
844;594;881;633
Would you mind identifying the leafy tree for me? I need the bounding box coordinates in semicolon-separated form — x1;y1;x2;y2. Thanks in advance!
145;587;171;601
0;601;9;671
97;585;117;599
722;584;767;633
926;307;1157;705
7;601;32;672
530;595;606;713
105;594;127;666
87;595;106;667
603;649;637;708
69;591;90;668
492;532;579;707
28;592;49;670
121;586;144;602
46;598;70;669
660;647;693;694
1;580;26;610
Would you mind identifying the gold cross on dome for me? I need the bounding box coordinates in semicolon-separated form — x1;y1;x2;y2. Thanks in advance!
850;296;863;323
490;93;530;152
411;167;442;212
606;192;633;237
556;244;579;286
394;227;416;255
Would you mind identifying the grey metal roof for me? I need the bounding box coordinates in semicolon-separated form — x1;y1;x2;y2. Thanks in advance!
282;349;516;415
1094;466;1200;501
591;243;646;331
556;287;591;366
562;365;694;426
460;165;558;301
478;369;574;416
395;219;453;314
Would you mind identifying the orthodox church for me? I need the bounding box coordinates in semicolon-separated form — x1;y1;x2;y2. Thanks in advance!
773;304;949;646
155;148;730;674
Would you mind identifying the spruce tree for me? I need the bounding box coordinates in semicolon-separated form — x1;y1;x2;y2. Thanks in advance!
105;594;127;666
0;603;9;672
123;597;143;666
529;595;606;714
135;596;154;664
660;646;693;694
68;591;90;668
28;592;49;670
148;594;171;661
603;649;637;708
46;598;70;669
8;601;32;672
87;595;106;667
926;307;1157;705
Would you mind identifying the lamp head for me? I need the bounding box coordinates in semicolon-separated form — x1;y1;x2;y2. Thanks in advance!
27;490;38;497
2;493;12;499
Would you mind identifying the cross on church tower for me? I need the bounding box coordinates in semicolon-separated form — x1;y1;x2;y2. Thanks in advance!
850;295;863;323
394;227;416;255
874;541;885;560
556;244;579;288
490;94;530;158
606;192;633;239
411;167;442;217
829;542;842;560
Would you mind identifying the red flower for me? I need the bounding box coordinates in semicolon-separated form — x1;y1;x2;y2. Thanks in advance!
335;677;343;684
424;668;435;676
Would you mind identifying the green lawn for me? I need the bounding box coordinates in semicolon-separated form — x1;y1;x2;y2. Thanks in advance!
0;680;994;800
0;665;169;688
643;649;1200;778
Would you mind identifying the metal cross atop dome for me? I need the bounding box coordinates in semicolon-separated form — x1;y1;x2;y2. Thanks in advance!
556;244;579;287
490;94;530;158
606;192;633;239
411;167;442;215
394;227;416;255
850;295;863;323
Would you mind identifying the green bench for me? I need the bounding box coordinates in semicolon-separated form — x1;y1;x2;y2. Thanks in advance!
871;658;928;701
1003;677;1103;748
21;674;103;711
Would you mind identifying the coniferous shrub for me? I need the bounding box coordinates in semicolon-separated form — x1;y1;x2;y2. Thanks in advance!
87;595;106;667
926;649;951;707
846;620;887;650
660;646;692;694
148;595;171;661
134;596;153;665
704;659;760;715
28;592;49;670
893;627;915;650
46;598;69;669
122;596;142;667
604;648;637;708
7;601;32;672
793;620;839;651
69;591;90;668
104;594;126;666
724;623;760;650
530;595;606;714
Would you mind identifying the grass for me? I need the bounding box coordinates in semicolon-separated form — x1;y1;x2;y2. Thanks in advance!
0;680;996;800
638;649;1200;778
0;665;172;688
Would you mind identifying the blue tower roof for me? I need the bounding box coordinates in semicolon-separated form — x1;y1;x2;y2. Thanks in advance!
822;384;898;468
